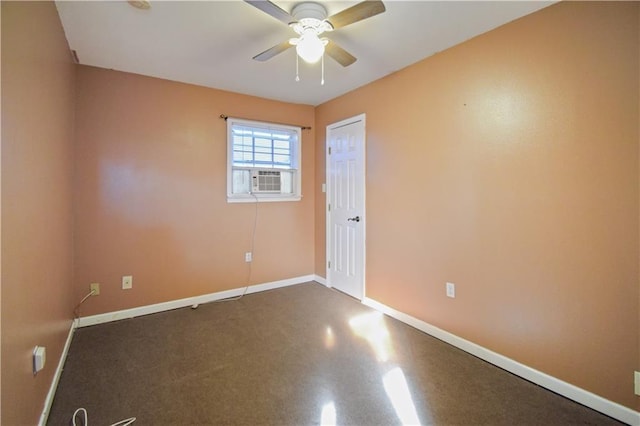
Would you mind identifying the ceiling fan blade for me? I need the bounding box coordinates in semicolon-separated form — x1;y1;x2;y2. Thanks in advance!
326;0;386;30
253;40;293;62
245;1;295;25
325;40;357;67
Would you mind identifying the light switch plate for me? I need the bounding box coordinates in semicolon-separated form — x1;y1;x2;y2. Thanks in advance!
122;275;133;290
634;371;640;396
33;346;46;374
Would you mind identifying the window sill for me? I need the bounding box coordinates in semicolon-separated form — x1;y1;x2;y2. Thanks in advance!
227;195;302;203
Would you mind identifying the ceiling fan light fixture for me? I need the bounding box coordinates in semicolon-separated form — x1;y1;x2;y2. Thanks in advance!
247;0;386;68
295;31;326;64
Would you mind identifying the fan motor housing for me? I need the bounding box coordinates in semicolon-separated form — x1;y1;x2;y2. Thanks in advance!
291;2;327;21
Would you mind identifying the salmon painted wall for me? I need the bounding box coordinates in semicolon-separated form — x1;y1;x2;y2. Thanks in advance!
1;2;76;424
74;66;315;316
315;1;639;410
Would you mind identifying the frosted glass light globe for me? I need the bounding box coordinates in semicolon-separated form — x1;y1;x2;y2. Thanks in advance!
296;32;325;64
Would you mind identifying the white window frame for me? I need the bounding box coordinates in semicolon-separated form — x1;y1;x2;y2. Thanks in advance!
226;117;302;203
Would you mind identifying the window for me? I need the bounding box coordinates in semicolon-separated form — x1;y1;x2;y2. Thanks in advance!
227;117;301;202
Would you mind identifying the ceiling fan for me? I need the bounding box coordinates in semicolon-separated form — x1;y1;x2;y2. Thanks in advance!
245;0;386;67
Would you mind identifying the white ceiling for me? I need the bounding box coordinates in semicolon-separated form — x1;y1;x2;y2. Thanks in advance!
55;1;553;106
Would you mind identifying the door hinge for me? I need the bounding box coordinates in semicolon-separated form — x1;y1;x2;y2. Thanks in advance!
328;146;332;155
328;260;331;269
328;203;331;212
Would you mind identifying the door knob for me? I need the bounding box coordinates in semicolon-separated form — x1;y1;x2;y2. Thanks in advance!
347;216;360;222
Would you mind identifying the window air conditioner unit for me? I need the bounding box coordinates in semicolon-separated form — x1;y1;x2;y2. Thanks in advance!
252;169;281;193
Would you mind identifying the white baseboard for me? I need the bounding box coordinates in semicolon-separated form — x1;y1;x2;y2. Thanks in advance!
77;275;316;328
313;274;327;286
362;297;639;426
39;320;76;426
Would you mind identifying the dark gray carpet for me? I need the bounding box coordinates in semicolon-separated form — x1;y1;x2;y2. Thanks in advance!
47;282;622;425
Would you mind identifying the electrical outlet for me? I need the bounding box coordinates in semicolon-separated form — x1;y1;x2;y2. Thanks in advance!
245;252;252;262
635;371;640;396
446;282;456;298
90;283;100;296
122;275;133;290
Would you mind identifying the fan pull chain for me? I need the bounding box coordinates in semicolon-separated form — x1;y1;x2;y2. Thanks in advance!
321;53;325;86
295;54;300;82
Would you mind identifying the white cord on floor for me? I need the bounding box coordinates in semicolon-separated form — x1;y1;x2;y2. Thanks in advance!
72;407;136;426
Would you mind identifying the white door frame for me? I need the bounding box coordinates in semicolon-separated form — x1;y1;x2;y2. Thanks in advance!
325;113;366;299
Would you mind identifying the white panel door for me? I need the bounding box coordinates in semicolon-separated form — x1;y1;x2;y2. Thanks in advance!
327;114;365;300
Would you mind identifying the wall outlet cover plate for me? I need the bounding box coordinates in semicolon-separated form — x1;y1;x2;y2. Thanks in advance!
446;282;456;298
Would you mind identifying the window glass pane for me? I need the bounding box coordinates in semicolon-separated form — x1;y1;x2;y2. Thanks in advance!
231;123;296;170
274;154;290;165
233;151;253;161
254;153;272;163
254;146;272;154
